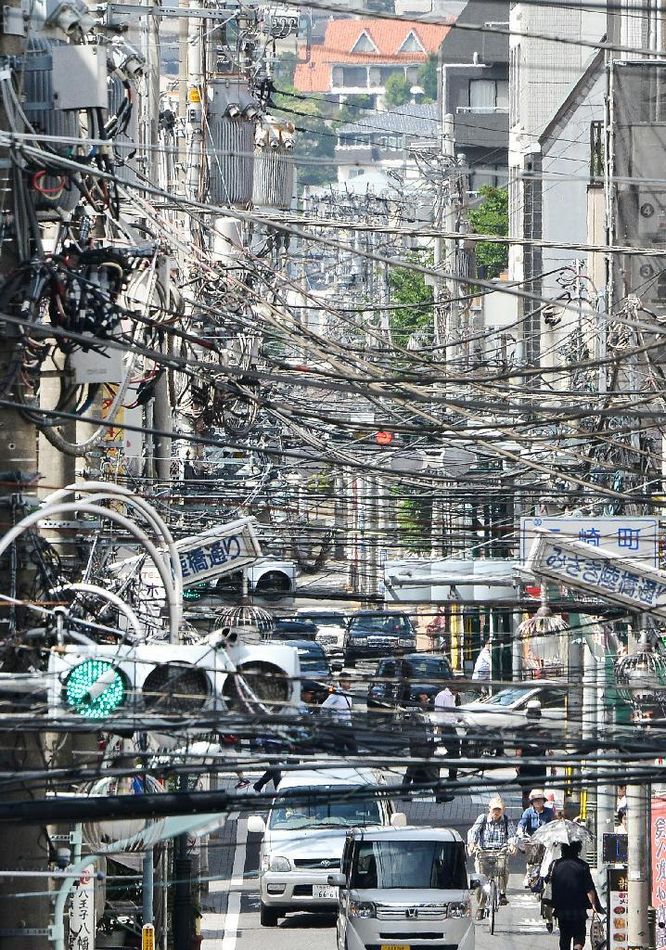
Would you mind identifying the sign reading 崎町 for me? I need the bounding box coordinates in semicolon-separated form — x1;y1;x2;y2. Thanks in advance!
520;516;658;566
525;532;666;619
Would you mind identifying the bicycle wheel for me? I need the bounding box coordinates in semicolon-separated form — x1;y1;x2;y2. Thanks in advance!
489;879;497;935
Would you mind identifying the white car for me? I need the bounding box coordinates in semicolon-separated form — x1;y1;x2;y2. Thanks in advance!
248;767;405;927
297;609;348;656
330;826;474;950
457;681;568;754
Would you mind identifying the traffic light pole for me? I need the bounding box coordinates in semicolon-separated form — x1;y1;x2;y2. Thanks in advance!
173;775;193;950
627;783;650;950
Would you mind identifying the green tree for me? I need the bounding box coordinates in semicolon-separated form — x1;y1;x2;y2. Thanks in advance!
467;186;509;279
384;73;412;107
389;253;434;347
417;56;438;102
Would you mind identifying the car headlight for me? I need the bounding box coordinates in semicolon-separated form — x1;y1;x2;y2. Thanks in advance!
268;855;291;872
352;637;367;645
349;900;376;918
448;900;471;918
398;637;414;646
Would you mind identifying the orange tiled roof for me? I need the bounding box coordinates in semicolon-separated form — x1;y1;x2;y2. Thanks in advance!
294;18;451;93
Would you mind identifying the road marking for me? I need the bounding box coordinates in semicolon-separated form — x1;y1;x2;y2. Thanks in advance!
203;813;248;950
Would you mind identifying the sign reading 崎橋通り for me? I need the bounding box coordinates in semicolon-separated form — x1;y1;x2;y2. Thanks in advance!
520;516;658;565
525;533;666;619
175;518;262;588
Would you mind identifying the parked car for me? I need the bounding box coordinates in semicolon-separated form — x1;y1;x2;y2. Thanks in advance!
287;639;332;699
457;681;568;755
271;618;318;641
343;611;415;665
248;767;406;927
297;609;348;656
329;826;474;950
366;653;454;714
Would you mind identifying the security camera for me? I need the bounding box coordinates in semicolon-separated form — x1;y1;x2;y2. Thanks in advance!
55;847;71;869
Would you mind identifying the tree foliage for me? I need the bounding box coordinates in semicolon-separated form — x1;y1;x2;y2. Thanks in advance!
389;253;434;347
417;56;438;102
384;74;412;107
467;186;509;279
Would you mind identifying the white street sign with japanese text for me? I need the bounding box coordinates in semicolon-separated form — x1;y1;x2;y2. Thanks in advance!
176;518;262;588
67;863;95;950
525;532;666;618
520;516;658;566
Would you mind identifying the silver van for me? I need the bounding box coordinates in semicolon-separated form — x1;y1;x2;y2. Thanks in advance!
329;826;475;950
248;767;406;927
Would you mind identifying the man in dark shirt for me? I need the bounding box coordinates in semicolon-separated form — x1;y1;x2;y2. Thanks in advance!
551;841;601;950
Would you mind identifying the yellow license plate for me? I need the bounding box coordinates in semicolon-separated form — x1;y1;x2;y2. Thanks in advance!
381;945;410;950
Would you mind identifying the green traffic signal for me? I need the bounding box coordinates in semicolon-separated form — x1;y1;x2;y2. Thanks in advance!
65;659;126;718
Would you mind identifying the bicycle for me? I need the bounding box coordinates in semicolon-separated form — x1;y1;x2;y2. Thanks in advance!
474;847;509;935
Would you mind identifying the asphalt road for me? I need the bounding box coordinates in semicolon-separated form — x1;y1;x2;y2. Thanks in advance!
201;772;564;950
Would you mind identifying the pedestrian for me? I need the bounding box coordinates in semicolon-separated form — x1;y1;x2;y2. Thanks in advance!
253;682;318;793
321;670;357;755
550;840;603;950
517;787;556;887
433;682;460;783
401;692;444;798
515;699;550;808
471;640;492;683
467;796;516;918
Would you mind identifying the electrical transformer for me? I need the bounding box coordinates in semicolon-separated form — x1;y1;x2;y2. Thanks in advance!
253;116;295;209
206;77;257;207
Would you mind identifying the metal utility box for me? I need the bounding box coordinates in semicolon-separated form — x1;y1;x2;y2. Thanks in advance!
51;44;107;110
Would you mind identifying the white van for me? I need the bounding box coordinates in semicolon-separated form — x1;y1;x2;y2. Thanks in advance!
247;767;405;927
329;826;475;950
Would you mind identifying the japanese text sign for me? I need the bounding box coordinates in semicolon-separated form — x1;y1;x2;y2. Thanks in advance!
607;866;629;950
67;863;95;950
525;532;666;619
521;517;658;566
176;517;262;589
652;797;666;948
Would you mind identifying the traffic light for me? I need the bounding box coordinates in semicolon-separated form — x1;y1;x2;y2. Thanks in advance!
48;639;301;723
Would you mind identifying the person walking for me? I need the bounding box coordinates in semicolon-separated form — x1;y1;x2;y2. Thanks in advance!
253;682;318;793
433;683;460;783
517;787;556;887
550;840;603;950
472;641;492;683
321;670;357;755
467;796;516;919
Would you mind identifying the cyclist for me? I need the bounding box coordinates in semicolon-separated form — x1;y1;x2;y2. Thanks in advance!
517;788;556;887
467;796;517;919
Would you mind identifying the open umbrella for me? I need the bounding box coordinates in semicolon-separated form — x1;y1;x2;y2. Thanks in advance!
531;818;593;847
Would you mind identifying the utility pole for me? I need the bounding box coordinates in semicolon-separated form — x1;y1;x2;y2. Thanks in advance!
0;2;49;944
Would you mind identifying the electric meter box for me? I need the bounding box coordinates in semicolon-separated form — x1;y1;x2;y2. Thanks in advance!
51;44;107;110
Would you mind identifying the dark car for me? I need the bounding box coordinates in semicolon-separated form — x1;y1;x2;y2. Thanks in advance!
367;654;454;714
287;639;331;701
343;611;415;666
271;619;318;641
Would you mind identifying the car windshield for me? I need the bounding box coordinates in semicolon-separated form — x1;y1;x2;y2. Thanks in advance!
301;613;345;626
351;840;467;889
269;797;382;830
350;616;409;635
484;686;534;707
296;646;329;675
404;657;448;678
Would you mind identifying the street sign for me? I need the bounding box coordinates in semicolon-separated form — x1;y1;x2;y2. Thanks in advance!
142;924;155;950
67;863;95;950
520;516;659;565
525;532;666;619
176;518;262;588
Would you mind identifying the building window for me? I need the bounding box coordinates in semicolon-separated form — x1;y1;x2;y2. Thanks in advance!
469;78;508;111
398;30;424;53
351;30;378;54
341;66;367;88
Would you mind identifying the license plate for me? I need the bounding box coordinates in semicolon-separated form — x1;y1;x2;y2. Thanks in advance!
312;885;337;899
381;944;410;950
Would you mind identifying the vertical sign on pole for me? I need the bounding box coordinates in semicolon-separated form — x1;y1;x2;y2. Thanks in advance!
651;796;666;949
607;866;629;950
142;922;155;950
67;864;95;950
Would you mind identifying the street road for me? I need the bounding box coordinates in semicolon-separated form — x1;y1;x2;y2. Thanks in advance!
201;774;563;950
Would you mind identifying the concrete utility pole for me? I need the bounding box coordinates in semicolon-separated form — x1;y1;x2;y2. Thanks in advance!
0;3;50;945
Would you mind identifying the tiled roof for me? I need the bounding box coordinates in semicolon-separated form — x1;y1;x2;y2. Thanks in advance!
294;18;451;93
336;102;440;139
